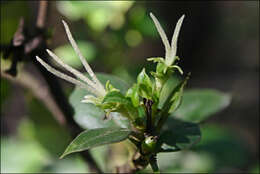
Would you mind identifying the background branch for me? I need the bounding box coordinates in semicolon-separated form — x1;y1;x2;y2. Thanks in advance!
1;1;103;173
36;1;48;29
1;70;66;126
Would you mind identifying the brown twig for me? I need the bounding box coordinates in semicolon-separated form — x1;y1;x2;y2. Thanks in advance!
36;1;48;29
1;1;103;173
33;1;103;173
0;69;103;173
1;70;66;126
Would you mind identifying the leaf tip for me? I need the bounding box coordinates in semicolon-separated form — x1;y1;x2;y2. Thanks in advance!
59;153;66;159
59;148;72;159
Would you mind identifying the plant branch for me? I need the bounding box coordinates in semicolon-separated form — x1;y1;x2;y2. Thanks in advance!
1;1;103;173
149;155;160;174
32;1;103;173
143;98;153;134
1;70;66;126
36;0;48;29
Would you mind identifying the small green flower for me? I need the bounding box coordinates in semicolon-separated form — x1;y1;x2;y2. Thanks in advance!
146;13;185;92
141;136;158;155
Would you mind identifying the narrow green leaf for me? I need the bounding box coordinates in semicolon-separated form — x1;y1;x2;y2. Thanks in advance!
158;76;180;109
103;91;130;105
156;74;189;132
60;128;131;159
172;89;231;123
137;68;152;88
147;57;165;64
137;68;153;99
126;84;139;107
156;62;167;75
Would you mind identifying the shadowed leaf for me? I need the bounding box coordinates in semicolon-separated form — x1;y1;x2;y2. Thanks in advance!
172;89;231;123
158;117;201;152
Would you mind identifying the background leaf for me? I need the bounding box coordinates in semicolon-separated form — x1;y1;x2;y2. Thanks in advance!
61;127;131;158
69;73;130;129
0;137;49;173
158;117;201;152
54;41;96;69
172;89;231;123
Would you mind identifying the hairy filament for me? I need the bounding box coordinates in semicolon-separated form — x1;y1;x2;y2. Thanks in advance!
62;20;106;96
150;13;171;60
169;15;185;66
36;56;99;96
46;49;97;90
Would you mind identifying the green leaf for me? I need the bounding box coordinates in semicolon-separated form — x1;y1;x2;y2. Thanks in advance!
147;57;165;63
158;117;201;152
103;91;129;105
105;80;119;92
156;75;189;131
172;89;231;123
60;128;131;158
158;76;180;109
69;73;130;129
126;84;139;107
137;68;152;89
102;91;139;121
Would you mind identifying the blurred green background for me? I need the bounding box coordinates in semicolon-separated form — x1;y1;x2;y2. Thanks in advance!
1;1;259;173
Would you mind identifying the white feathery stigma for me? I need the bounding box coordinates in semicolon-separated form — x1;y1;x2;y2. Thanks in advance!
150;13;185;66
36;20;106;98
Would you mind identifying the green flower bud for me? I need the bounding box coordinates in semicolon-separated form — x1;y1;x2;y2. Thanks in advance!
141;136;157;155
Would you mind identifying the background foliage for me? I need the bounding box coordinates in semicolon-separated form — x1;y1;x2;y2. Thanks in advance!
1;1;259;173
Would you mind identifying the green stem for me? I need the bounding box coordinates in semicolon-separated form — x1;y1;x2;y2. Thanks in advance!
149;155;160;174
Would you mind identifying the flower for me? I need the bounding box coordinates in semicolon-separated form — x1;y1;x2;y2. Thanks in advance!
36;20;106;102
149;12;185;66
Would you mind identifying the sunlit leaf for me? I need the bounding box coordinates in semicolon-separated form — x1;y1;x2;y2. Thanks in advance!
103;91;130;105
60;127;131;158
126;84;139;107
137;68;152;88
137;68;153;99
69;73;130;129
